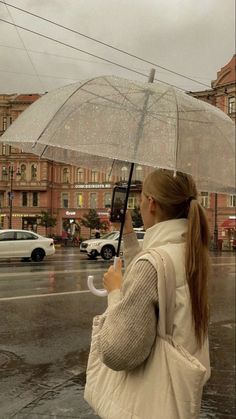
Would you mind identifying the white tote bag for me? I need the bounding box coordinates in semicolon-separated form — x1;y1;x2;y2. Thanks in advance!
84;248;207;419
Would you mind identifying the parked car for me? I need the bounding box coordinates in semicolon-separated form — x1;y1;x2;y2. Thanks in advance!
0;229;55;262
80;230;145;260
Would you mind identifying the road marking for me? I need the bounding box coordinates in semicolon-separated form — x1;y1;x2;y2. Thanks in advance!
0;289;93;301
0;267;104;279
0;262;234;280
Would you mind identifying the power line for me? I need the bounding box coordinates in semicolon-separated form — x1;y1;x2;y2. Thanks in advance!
0;18;187;91
0;1;211;89
2;1;45;92
0;68;78;81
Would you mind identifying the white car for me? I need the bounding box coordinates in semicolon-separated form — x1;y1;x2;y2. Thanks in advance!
80;230;145;260
0;229;55;262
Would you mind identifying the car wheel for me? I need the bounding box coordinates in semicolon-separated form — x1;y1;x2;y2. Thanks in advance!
31;248;45;262
101;245;115;260
88;249;98;259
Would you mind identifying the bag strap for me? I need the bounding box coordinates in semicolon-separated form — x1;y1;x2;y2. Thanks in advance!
149;248;177;338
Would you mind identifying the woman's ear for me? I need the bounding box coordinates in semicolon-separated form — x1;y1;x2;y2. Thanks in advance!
148;197;157;213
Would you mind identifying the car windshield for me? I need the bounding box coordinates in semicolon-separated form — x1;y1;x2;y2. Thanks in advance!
100;232;119;240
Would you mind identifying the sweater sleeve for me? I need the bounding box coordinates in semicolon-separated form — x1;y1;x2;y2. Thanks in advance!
123;232;142;267
96;259;158;371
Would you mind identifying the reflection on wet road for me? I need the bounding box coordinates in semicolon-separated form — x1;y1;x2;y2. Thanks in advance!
0;249;235;418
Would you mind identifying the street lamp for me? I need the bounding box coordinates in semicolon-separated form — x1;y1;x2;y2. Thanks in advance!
3;165;21;229
213;193;218;251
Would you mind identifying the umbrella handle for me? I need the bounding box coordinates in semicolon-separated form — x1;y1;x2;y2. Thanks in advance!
87;256;120;297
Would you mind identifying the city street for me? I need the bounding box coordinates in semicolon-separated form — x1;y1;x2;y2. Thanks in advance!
0;248;235;418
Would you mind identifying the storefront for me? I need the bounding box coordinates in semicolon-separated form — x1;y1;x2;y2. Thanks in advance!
221;217;236;250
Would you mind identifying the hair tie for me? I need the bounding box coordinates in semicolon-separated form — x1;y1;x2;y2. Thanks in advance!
186;196;195;205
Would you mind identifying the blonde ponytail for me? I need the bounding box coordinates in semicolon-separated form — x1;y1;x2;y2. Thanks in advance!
185;200;210;347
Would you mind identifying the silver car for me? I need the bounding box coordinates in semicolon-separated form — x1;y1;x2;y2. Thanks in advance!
80;230;145;260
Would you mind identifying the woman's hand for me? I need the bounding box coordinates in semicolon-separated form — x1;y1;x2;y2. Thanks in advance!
103;258;123;293
123;210;134;235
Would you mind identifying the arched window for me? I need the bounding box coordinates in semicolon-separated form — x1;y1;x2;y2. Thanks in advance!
62;167;69;183
20;164;26;181
121;166;128;181
135;166;143;181
77;168;84;183
31;164;37;180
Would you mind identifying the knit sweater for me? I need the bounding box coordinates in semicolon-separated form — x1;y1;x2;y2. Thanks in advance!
96;232;159;371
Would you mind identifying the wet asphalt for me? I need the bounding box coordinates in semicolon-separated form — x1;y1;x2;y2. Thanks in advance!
0;248;235;418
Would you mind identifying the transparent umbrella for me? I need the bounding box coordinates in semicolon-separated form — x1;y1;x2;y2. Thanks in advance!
1;75;234;193
1;75;235;295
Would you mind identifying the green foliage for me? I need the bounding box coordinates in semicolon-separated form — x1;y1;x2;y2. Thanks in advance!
132;206;143;228
40;211;57;231
81;209;105;237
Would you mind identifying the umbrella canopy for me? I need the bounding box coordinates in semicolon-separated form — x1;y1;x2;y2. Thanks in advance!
1;75;235;193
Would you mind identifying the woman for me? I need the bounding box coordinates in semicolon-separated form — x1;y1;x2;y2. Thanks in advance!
95;169;211;412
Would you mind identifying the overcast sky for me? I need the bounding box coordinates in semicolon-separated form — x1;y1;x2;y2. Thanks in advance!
0;0;235;94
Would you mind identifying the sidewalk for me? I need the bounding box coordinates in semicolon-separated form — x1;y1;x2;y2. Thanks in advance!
12;314;235;419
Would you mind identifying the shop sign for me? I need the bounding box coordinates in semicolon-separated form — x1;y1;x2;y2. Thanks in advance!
75;183;112;189
13;214;38;217
65;211;76;216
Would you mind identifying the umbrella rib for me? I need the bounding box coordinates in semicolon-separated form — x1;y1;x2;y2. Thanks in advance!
31;77;100;149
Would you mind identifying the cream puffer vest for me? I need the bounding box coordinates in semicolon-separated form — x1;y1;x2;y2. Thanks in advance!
136;218;211;382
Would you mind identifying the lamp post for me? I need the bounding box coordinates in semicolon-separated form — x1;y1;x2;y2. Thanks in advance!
213;193;218;251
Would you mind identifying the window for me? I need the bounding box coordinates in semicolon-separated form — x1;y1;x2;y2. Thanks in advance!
0;231;15;241
229;195;236;207
200;192;209;208
32;192;38;207
31;164;37;180
22;192;28;207
2;116;7;131
91;170;98;182
2;144;6;155
90;193;97;209
2;166;7;180
128;196;136;209
105;168;112;182
76;193;83;208
62;192;69;208
228;96;235;114
77;168;84;183
104;192;111;208
16;231;37;240
121;166;128;181
20;164;26;181
62;168;69;183
0;192;4;207
135;166;143;181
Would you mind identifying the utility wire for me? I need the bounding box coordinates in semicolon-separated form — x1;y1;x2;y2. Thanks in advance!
2;1;45;91
0;1;211;89
0;18;188;91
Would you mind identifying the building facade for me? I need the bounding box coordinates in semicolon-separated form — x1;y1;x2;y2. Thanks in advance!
0;55;235;244
190;55;236;248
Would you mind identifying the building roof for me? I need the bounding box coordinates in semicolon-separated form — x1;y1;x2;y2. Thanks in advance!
212;55;236;88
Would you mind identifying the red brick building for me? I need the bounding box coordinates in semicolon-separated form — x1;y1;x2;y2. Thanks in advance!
0;56;235;245
190;55;236;249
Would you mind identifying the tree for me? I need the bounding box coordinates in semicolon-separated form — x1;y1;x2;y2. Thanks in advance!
132;206;143;228
81;209;104;238
40;211;57;236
